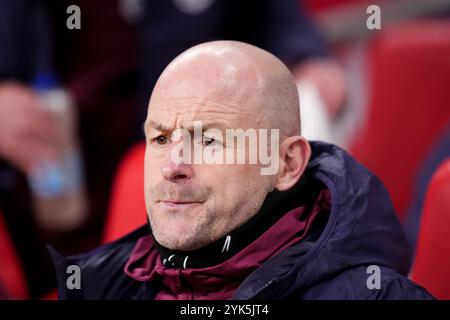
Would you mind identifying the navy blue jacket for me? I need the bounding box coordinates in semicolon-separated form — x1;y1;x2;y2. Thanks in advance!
49;142;434;300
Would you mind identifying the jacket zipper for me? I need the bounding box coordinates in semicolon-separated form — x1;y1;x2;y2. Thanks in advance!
247;280;274;300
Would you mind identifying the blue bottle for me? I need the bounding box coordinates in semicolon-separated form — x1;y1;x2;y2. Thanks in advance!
29;72;87;231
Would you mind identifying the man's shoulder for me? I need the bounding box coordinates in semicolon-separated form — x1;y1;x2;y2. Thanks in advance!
48;225;152;299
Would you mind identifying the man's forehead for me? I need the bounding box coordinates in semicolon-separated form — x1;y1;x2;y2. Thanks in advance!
146;104;247;127
154;71;260;105
150;53;264;109
146;91;259;132
149;94;250;116
145;46;277;134
144;118;233;133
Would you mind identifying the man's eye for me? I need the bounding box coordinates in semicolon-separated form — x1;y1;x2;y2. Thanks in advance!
153;135;170;145
203;136;216;146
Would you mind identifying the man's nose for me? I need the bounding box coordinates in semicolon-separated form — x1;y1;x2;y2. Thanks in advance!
160;147;194;182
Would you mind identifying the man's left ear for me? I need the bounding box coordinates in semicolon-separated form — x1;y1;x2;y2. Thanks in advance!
274;136;311;191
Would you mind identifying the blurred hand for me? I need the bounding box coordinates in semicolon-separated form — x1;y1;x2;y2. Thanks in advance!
293;58;347;119
0;82;63;174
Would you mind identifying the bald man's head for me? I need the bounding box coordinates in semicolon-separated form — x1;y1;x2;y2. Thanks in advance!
144;41;311;251
150;40;301;137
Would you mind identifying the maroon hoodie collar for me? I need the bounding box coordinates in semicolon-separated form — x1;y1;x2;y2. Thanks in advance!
124;189;330;300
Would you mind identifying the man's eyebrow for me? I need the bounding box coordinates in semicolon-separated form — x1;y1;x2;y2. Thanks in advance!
183;121;229;133
144;120;172;133
143;120;231;136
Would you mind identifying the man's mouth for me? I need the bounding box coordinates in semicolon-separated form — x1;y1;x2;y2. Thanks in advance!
157;200;202;210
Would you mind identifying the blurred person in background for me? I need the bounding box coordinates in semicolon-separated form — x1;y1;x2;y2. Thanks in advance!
0;0;345;298
0;0;138;298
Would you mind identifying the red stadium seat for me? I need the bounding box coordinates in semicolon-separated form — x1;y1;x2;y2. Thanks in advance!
303;0;370;14
39;289;58;300
103;143;147;243
410;158;450;300
0;210;29;299
350;21;450;220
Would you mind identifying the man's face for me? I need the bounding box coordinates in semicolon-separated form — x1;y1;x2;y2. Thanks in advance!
144;68;275;251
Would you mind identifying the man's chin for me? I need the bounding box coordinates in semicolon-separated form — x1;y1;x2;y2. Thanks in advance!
156;236;205;251
150;202;207;222
152;223;213;251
